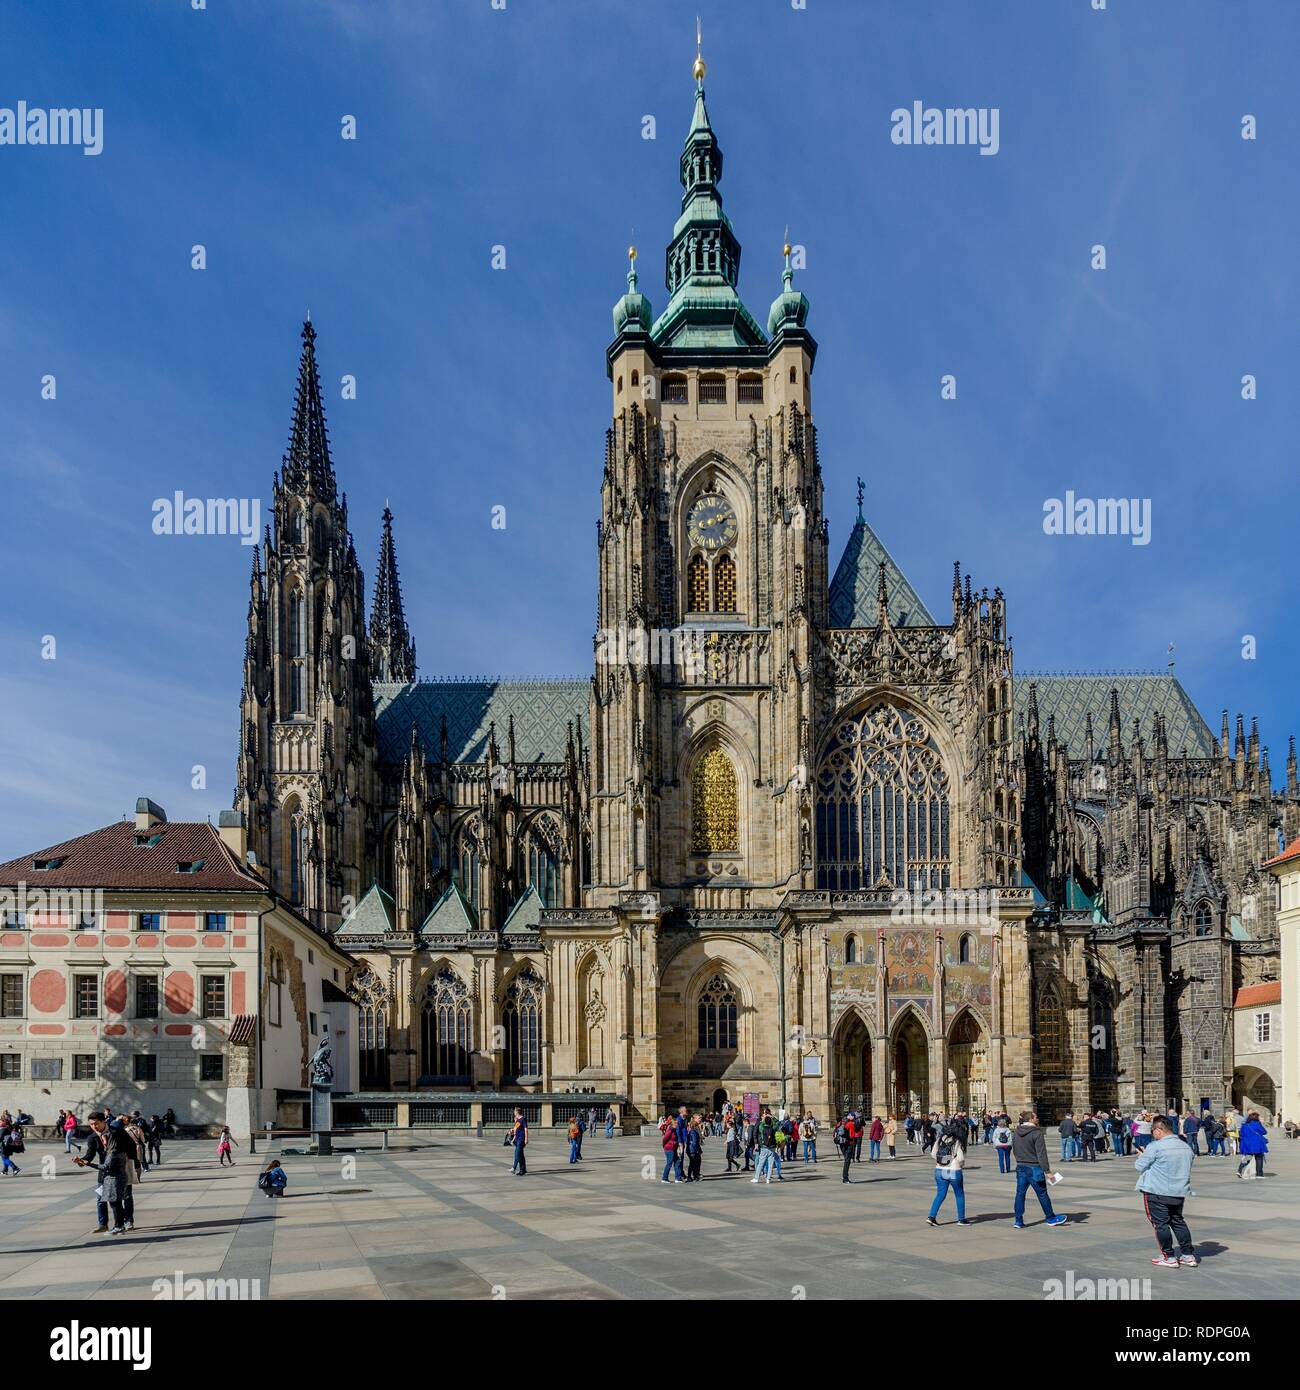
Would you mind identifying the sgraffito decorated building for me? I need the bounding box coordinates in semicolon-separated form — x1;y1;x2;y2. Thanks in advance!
233;50;1288;1127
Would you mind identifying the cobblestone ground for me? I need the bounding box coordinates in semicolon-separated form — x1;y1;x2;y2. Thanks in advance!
0;1129;1295;1300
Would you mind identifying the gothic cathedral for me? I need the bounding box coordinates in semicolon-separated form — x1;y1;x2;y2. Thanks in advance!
234;54;1289;1127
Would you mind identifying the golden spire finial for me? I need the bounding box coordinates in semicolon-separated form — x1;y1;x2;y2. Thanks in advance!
693;16;707;83
783;223;792;258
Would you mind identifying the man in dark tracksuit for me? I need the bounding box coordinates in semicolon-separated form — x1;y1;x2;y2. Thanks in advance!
840;1115;859;1184
1012;1112;1067;1227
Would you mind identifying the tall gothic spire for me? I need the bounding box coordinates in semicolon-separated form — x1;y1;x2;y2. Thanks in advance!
282;319;336;500
369;506;416;683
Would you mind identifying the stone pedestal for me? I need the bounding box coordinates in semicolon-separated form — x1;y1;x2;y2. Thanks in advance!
311;1084;333;1156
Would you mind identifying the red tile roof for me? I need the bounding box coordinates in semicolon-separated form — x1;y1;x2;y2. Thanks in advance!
1264;835;1300;869
0;821;265;892
1234;982;1281;1009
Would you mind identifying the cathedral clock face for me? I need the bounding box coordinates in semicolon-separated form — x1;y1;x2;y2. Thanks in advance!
687;493;738;551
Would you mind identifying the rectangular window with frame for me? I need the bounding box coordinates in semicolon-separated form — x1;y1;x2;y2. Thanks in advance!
73;1054;96;1081
1254;1011;1272;1044
135;975;160;1019
138;912;161;932
201;975;226;1020
0;974;23;1019
134;1054;157;1082
204;912;226;933
200;1054;224;1082
0;1054;19;1081
74;974;99;1019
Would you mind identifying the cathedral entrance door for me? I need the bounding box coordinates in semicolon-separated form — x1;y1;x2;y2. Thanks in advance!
892;1012;929;1115
832;1011;872;1117
712;1087;728;1114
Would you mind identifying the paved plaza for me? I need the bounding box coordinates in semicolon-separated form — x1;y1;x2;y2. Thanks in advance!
0;1129;1296;1301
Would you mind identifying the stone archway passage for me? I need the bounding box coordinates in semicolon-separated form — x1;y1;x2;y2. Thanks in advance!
946;1011;988;1113
832;1012;872;1116
1233;1065;1276;1115
892;1012;929;1115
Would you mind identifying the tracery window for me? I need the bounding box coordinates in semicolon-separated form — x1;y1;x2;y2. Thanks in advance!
421;966;471;1081
1194;902;1212;936
502;966;543;1082
690;747;739;854
815;704;951;891
523;819;561;907
454;823;480;911
351;966;389;1088
1037;985;1065;1067
696;974;738;1051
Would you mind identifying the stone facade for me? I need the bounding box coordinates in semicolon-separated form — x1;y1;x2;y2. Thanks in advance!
233;56;1287;1127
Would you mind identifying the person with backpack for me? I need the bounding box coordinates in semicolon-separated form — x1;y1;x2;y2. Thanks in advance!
750;1107;778;1185
568;1116;583;1164
799;1113;818;1163
0;1123;21;1177
992;1117;1014;1173
926;1124;970;1226
258;1159;288;1199
838;1113;860;1184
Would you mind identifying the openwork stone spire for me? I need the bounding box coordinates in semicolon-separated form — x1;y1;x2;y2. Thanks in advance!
369;506;416;682
282;319;336;500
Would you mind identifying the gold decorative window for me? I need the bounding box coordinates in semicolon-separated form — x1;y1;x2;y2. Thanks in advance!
714;552;737;612
687;553;710;613
690;747;739;854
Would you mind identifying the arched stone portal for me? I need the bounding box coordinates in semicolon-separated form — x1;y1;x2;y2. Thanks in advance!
892;1011;929;1115
946;1010;988;1113
832;1011;872;1116
1233;1065;1276;1115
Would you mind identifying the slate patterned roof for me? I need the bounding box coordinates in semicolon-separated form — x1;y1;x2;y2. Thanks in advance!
0;821;263;892
828;517;935;629
374;681;587;765
339;883;395;936
1016;674;1217;759
502;885;543;934
419;883;476;935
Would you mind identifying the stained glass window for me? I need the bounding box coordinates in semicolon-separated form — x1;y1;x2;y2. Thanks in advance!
696;974;738;1050
502;967;543;1081
422;967;471;1081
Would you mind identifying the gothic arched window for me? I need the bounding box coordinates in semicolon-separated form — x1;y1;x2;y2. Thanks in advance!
1194;902;1213;936
845;934;858;965
687;553;710;613
696;974;738;1051
288;588;305;656
502;967;543;1082
421;967;471;1082
690;747;739;854
454;824;480;911
714;551;737;612
524;821;561;907
1037;985;1065;1068
815;704;951;892
959;933;973;964
350;967;389;1088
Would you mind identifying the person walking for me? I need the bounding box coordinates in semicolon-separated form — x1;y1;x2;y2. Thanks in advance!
884;1114;898;1159
1079;1113;1099;1162
61;1111;82;1155
145;1115;163;1167
742;1113;757;1172
568;1116;582;1165
0;1123;20;1177
724;1113;741;1172
1011;1110;1067;1228
992;1117;1014;1173
926;1123;970;1227
1181;1111;1201;1155
686;1116;704;1183
839;1113;859;1184
1137;1116;1197;1269
868;1114;884;1163
574;1112;586;1161
216;1125;237;1166
1237;1111;1268;1179
752;1107;780;1185
73;1111;111;1231
605;1105;616;1139
98;1127;134;1234
509;1107;528;1176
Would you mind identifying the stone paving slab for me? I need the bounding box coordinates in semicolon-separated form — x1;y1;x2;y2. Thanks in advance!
0;1132;1297;1300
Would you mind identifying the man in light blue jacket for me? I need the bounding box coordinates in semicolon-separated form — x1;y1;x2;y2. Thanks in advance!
1135;1117;1197;1268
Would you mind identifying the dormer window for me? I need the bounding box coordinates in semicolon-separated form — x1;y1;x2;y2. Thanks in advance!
175;860;205;875
133;832;163;848
31;858;63;871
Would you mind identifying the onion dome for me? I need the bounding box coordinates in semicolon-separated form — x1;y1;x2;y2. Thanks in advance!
767;242;810;336
612;245;652;336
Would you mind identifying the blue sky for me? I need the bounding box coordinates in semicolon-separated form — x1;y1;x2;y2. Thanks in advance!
1;0;1296;855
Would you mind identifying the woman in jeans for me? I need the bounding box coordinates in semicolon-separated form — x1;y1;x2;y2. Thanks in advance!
992;1118;1014;1173
926;1130;970;1226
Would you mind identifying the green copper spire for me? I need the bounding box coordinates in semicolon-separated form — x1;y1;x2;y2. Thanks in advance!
767;238;811;336
612;244;652;336
649;36;765;350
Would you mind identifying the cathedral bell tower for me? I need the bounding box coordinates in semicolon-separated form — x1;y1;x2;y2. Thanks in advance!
235;320;379;929
588;44;827;910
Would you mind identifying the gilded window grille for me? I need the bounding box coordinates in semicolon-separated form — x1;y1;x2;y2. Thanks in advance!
690;747;739;854
714;551;737;612
687;553;710;612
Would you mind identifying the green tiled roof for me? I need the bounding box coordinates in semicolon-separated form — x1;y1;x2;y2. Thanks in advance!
339;883;395;936
828;517;935;628
419;882;476;936
375;680;587;765
1017;674;1216;759
502;885;543;934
